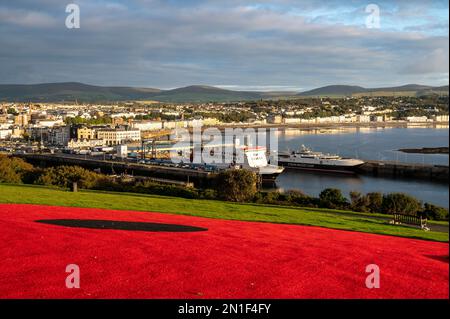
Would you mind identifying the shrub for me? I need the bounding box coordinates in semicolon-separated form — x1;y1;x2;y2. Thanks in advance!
35;165;102;189
264;191;282;204
381;193;422;215
350;191;367;212
319;188;348;209
285;189;306;202
285;190;317;207
0;155;35;184
214;169;257;202
201;189;217;200
252;192;264;203
365;192;383;213
133;180;199;199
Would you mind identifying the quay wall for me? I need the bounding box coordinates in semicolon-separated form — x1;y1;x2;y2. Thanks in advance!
357;160;448;182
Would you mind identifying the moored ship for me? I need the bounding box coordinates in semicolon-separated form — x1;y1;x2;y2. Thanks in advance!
240;146;285;181
272;145;364;173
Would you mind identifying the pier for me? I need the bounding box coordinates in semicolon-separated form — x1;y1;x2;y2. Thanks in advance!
357;160;448;182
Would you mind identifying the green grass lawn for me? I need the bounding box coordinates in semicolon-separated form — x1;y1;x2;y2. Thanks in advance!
0;183;448;242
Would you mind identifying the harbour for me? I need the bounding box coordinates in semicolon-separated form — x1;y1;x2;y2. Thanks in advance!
9;126;449;208
273;126;449;208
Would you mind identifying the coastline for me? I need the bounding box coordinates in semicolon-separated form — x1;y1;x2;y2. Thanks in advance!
206;121;449;131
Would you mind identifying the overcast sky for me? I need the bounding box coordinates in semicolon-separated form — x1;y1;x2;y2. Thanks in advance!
0;0;448;91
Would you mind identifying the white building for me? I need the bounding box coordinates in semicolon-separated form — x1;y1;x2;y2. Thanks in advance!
97;128;141;146
187;119;204;127
163;120;188;129
406;116;428;122
283;118;301;124
434;115;449;122
37;119;64;127
0;129;12;139
67;139;105;149
132;121;163;131
111;112;136;119
357;115;371;123
48;126;71;146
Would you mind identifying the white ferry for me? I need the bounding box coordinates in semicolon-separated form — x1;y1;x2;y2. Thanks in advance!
238;146;285;181
273;145;364;173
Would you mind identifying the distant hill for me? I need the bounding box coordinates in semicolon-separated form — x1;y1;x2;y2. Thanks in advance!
0;82;448;102
298;84;449;97
0;83;265;103
0;82;161;102
148;85;263;102
297;85;367;96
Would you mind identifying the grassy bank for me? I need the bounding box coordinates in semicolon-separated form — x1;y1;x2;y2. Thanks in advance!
0;183;447;242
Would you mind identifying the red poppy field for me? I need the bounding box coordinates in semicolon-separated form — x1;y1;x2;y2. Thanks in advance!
0;204;448;299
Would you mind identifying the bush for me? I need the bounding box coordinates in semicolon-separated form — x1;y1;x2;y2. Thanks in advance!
350;191;367;212
132;180;199;199
285;189;306;202
350;191;384;213
201;189;217;200
319;188;348;209
35;165;103;189
214;169;257;202
285;190;317;207
0;155;35;184
422;203;449;220
264;191;282;204
366;192;383;213
381;193;422;215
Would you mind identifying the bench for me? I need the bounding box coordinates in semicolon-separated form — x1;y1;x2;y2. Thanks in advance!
391;213;429;231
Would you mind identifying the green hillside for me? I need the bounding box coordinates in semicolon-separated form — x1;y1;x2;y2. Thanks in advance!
1;82;448;102
299;84;449;97
0;82;162;102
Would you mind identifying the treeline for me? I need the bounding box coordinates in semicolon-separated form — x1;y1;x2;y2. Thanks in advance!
0;155;447;220
64;116;112;125
0;156;200;200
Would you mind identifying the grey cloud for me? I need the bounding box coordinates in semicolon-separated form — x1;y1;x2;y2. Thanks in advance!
0;0;448;89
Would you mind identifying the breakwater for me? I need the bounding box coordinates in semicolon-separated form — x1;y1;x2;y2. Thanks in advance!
357;160;448;182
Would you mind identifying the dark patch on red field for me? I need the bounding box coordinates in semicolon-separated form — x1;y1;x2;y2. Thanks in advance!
0;204;448;299
36;219;208;232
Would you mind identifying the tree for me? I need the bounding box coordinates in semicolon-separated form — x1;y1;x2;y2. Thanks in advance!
319;188;348;209
7;107;18;115
422;203;449;220
214;169;257;202
381;193;422;215
349;191;372;212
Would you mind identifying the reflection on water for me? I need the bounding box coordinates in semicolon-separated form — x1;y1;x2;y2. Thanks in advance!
274;170;449;208
272;126;449;208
